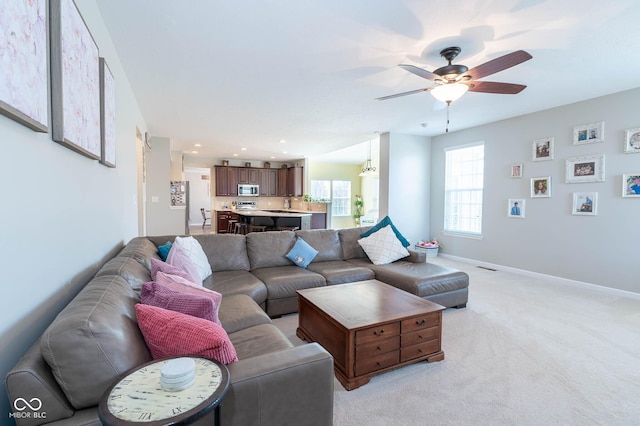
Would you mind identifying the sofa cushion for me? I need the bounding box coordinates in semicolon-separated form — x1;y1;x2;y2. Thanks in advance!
358;224;410;265
95;256;152;292
41;275;151;410
155;272;222;325
169;237;211;281
339;226;372;260
141;281;219;324
194;234;251;272
246;231;297;270
360;215;411;247
228;324;294;360
307;260;375;285
203;270;267;306
150;257;196;282
251;266;326;300
118;237;161;270
218;294;272;334
286;237;318;268
136;304;238;364
295;229;343;262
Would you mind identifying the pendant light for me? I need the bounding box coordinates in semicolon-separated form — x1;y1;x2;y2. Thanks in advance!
359;140;376;176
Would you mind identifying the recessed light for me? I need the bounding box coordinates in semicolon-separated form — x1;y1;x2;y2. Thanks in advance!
283;151;288;154
232;153;238;156
280;139;286;144
270;156;276;159
194;143;201;147
191;151;198;154
241;147;247;151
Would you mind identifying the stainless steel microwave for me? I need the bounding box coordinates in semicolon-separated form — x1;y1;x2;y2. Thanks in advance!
238;184;259;196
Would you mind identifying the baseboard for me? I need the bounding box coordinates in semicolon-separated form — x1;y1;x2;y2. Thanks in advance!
439;253;640;300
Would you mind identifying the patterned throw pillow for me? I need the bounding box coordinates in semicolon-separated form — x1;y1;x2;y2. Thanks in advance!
173;236;212;280
155;272;222;325
360;216;410;247
135;304;238;364
166;244;202;284
285;237;319;268
358;224;410;265
141;281;219;324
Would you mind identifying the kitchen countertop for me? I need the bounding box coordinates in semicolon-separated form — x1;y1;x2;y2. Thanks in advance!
235;209;312;217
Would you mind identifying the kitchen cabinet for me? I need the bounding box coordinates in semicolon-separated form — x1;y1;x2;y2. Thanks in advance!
286;166;303;197
214;166;238;196
238;167;259;184
259;169;278;197
216;210;239;233
277;168;288;196
310;212;327;229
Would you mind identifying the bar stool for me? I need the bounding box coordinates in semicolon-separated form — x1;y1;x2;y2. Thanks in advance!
248;225;267;233
233;222;247;234
226;220;238;233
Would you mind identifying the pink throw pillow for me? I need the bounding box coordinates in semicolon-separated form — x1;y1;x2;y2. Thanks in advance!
166;244;202;284
135;304;238;364
155;272;222;325
150;258;194;282
141;281;219;324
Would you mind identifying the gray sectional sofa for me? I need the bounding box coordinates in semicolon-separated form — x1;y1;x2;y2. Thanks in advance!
6;226;468;426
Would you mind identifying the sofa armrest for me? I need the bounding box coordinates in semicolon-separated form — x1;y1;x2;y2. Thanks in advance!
221;343;334;426
405;249;426;263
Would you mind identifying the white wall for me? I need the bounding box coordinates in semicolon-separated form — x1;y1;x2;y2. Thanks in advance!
379;133;431;245
185;168;211;225
430;88;640;293
0;1;147;421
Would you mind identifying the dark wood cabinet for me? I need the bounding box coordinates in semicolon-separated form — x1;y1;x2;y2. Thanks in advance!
238;167;259;184
277;168;288;196
216;210;239;233
286;166;303;197
259;169;278;196
214;166;238;196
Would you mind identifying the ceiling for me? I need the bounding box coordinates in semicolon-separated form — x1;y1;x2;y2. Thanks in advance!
95;0;640;164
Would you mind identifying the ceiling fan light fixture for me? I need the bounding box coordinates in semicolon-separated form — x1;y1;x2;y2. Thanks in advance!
430;83;469;103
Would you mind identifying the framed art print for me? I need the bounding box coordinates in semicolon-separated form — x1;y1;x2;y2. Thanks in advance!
50;0;101;160
507;199;525;218
531;176;551;198
565;155;605;183
0;0;48;132
622;174;640;197
623;128;640;154
510;163;523;179
572;192;597;216
100;58;116;167
532;137;553;161
573;121;604;145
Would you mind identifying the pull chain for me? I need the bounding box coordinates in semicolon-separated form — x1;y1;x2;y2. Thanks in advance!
446;100;451;133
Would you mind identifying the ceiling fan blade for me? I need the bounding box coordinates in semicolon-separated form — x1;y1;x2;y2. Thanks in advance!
468;81;527;94
464;50;532;80
398;64;438;81
375;87;430;101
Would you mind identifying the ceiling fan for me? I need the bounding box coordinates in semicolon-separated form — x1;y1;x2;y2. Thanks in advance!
376;47;532;131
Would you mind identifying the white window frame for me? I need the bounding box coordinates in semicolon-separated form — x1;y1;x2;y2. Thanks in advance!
443;142;484;238
310;179;351;217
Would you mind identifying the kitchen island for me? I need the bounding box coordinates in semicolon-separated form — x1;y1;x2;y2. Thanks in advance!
236;209;312;230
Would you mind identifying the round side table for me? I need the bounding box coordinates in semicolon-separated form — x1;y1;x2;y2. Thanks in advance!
99;357;229;426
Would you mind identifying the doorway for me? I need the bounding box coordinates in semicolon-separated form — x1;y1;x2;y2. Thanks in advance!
184;167;212;228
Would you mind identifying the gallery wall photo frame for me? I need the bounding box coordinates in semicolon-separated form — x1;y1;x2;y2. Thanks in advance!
573;121;604;145
572;192;597;216
565;155;605;183
510;163;523;179
50;0;101;160
531;176;551;198
0;0;49;132
532;137;553;161
100;58;116;167
507;198;525;218
623;128;640;154
622;173;640;198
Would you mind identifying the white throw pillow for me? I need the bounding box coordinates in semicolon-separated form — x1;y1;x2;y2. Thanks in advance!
173;236;212;280
357;224;409;265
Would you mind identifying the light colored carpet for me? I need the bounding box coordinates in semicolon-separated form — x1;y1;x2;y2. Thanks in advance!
272;257;640;425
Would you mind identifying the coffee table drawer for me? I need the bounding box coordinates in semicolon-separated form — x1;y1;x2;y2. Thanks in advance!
356;336;400;361
401;327;439;347
400;339;441;363
355;322;400;345
402;313;440;333
355;350;400;376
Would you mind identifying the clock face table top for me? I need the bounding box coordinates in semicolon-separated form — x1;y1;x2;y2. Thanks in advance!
98;357;229;426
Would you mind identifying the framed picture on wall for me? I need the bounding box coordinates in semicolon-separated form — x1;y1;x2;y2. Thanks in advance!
622;174;640;197
0;0;49;132
50;0;101;159
507;199;525;218
573;121;604;145
99;58;116;168
532;137;553;161
565;155;605;183
510;163;523;178
623;128;640;154
531;176;551;198
572;192;597;216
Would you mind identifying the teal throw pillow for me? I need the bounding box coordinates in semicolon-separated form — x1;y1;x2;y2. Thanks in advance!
286;237;319;268
360;216;410;247
157;241;173;261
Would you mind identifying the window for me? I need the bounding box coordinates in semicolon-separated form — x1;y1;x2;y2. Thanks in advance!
444;142;484;236
310;179;351;217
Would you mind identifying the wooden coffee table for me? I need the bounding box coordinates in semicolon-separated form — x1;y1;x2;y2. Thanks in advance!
296;280;445;390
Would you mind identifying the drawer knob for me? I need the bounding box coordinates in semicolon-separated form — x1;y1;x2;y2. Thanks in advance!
373;329;385;336
418;335;423;340
376;346;381;351
416;319;426;325
418;349;423;353
376;362;381;367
